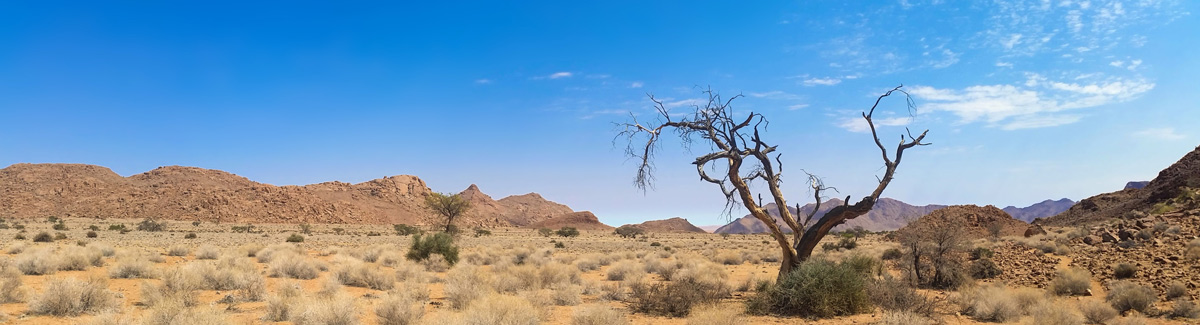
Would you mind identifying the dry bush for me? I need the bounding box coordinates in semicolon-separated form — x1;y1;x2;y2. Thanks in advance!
461;293;539;325
166;245;191;257
1169;299;1200;319
195;245;220;260
235;271;266;302
359;245;387;263
423;253;451;272
1107;280;1157;313
83;312;134;325
89;243;116;257
255;243;302;263
1012;287;1048;315
445;264;494;309
1167;281;1188;300
290;294;359;325
1107;315;1147;325
142;265;203;307
539;262;581;288
0;267;25;303
571;304;629;325
29;276;118;316
1113;263;1138;279
143;301;229;325
956;284;1022;322
263;282;303;322
375;292;425;325
573;255;601;271
378;250;408;267
673;258;730;293
239;243;265;257
630;279;727;317
57;245;105;271
687;304;742;325
335;261;396;290
15;247;57;275
1187;239;1200;260
394;261;428;283
600;282;628;301
1028;298;1084;325
878;311;934;325
713;250;743;265
1078;299;1117;324
1050;267;1092;296
642;256;681;280
868;275;936;317
5;242;27;254
551;285;583;306
268;251;321;280
109;258;157;279
606;260;644;281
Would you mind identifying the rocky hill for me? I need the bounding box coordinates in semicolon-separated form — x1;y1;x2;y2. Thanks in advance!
1001;198;1075;223
623;217;706;233
895;205;1029;240
713;198;945;234
0;163;577;227
1043;145;1200;226
526;211;613;231
1124;181;1150;189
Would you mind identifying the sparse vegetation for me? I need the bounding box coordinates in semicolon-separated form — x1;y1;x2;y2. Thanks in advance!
29;277;118;316
747;258;870;318
286;233;305;242
556;226;580;237
1113;263;1137;279
32;231;53;242
629;279;727;317
407;232;459;265
394;224;421;236
1050;267;1092;296
614;225;644;238
138;218;166;232
1107;280;1157;314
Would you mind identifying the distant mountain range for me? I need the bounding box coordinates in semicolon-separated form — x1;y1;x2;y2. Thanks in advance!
712;197;1075;234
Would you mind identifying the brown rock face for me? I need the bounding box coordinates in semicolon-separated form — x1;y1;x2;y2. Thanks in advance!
527;211;613;230
0;163;575;227
1044;145;1200;226
624;217;707;233
895;205;1027;241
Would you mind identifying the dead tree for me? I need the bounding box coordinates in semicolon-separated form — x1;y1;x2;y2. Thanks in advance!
617;85;929;279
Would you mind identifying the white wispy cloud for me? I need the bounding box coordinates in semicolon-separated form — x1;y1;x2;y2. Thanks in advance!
749;90;803;100
788;104;810;110
1133;127;1186;140
802;77;842;86
474;79;492;84
548;72;573;79
630;81;644;88
838;116;912;133
908;74;1154;130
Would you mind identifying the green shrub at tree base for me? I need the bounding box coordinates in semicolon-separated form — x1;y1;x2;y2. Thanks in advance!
407;232;459;265
747;258;872;318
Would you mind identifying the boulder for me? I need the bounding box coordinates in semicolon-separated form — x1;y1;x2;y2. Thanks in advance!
1024;224;1047;237
1083;235;1103;245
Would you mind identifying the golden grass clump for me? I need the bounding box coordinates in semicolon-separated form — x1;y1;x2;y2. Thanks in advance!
289;294;359;325
29;276;118;316
571;304;629;325
606;260;645;281
686;304;743;325
109;257;158;279
15;247;57;275
166;245;191;257
194;244;221;260
375;291;425;325
462;293;539;325
268;251;322;280
1050;267;1092;296
0;267;26;303
445;264;494;309
955;284;1022;322
335;260;396;290
878;311;934;325
142;301;229;325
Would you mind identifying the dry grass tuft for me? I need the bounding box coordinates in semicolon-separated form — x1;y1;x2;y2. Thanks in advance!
1027;298;1083;325
375;291;425;325
571;304;629;325
1078;299;1117;324
195;244;221;260
687;304;743;325
335;261;396;290
462;293;539;325
289;294;359;325
606;260;644;281
143;301;229;325
0;267;26;303
1106;280;1157;314
878;311;934;325
445;264;494;309
29;276;118;316
956;284;1022;322
1050;267;1092;296
268;251;321;280
15;247;57;275
166;245;191;257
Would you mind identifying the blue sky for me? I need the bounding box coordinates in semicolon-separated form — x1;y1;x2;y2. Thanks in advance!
2;1;1197;226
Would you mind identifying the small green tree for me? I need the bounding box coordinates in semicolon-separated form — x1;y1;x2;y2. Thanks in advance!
614;225;645;238
556;227;580;237
407;232;459;265
538;228;553;237
394;224;421;236
424;192;471;233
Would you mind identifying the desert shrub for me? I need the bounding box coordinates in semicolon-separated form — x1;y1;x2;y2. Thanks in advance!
552;285;583;306
614;225;644;239
955;284;1021;322
422;253;451;272
473;228;491;237
970;247;994;260
108;224;126;231
5;242;27;254
28;277;118;316
538;228;553;237
142;266;203;307
57;246;104;271
572;304;629;325
54;232;68;240
630;279;728;317
12;233;25;240
841;254;881;276
1029;298;1084;325
881;248;903;260
445;264;494;309
747;258;870;318
868;276;935;316
262;282;303;321
605;260;643;282
87;231;98;238
183;232;197;239
1107;280;1156;313
0;268;25;303
713;250;743;265
16;248;57;275
1168;281;1188;300
556;227;580;237
1108;316;1148;325
393;224;421;236
573;256;600;271
461;293;539;325
167;245;190;257
878;311;934;325
335;262;396;290
32;231;53;242
407;232;459;265
1113;263;1137;279
1169;299;1200;319
837;237;858;250
138;218;166;232
821;242;839;251
968;258;1001;279
268;252;321;280
195;245;220;260
289;294;358;325
1078;299;1118;324
687;304;742;325
376;292;425;325
255;243;303;263
1050;267;1092;296
53;221;68;231
286;233;305;243
142;302;229;325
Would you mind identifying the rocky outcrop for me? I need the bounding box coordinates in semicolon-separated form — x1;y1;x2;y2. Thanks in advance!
1044;145;1200;226
624;217;706;233
0;163;576;227
895;205;1028;241
527;211;613;230
713;198;944;234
